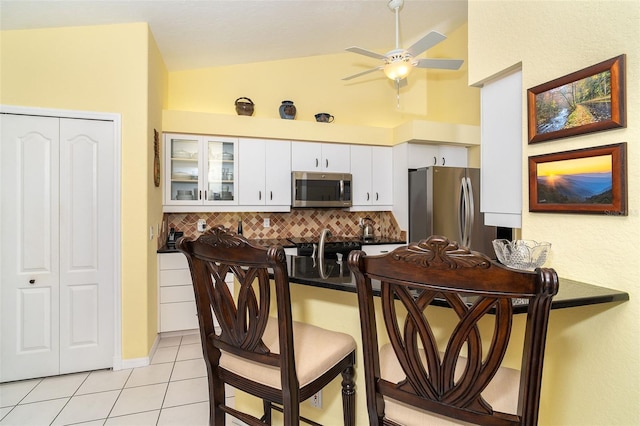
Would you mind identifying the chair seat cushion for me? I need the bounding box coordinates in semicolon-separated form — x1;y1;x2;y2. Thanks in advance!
220;317;356;389
379;343;520;425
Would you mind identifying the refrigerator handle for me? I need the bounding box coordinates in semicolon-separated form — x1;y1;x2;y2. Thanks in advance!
465;177;475;248
458;178;466;244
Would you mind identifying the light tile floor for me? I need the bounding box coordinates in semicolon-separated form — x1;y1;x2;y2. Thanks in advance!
0;333;236;426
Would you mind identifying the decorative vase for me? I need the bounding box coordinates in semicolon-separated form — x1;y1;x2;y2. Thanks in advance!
279;100;296;119
235;97;254;116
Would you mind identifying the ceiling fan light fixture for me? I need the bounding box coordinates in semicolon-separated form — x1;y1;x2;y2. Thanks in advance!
383;59;412;80
383;51;413;80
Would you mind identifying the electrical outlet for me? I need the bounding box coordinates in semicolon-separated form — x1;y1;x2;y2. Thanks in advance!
310;390;322;408
197;219;207;232
263;218;270;228
149;226;154;240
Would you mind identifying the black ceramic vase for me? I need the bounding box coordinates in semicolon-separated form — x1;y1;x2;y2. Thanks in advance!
279;100;296;119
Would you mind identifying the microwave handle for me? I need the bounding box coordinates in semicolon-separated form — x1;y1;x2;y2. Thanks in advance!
340;179;344;201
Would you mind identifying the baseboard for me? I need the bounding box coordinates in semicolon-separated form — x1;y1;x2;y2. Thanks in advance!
114;333;161;370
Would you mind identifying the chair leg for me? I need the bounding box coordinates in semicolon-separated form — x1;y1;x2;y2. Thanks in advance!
341;364;356;426
261;399;272;424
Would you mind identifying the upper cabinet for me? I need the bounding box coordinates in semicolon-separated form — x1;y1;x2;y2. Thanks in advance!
480;69;522;229
164;133;238;209
350;145;393;211
407;144;468;169
291;141;350;172
238;138;291;211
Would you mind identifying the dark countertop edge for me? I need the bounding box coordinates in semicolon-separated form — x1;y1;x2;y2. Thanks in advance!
155;250;629;312
157;237;406;253
285;259;629;313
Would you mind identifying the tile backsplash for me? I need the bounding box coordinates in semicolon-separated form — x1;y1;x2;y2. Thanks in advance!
162;210;402;246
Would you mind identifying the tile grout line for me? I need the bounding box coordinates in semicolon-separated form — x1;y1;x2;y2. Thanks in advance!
155;334;182;425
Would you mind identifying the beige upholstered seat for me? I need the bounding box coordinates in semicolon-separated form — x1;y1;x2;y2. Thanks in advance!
221;317;356;389
348;235;558;426
379;344;520;425
178;225;356;426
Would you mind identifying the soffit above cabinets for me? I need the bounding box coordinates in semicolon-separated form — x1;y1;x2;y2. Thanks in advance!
162;110;479;147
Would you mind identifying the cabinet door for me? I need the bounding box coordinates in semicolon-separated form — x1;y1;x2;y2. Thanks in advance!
407;144;439;169
164;133;201;205
322;143;350;172
481;69;522;228
372;146;393;205
265;140;291;205
350;145;373;205
204;136;238;205
436;145;468;168
238;138;266;205
291;141;322;171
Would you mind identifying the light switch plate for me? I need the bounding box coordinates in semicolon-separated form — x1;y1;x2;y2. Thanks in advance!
197;219;206;232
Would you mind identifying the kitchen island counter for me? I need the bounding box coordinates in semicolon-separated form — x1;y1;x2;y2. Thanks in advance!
285;255;629;313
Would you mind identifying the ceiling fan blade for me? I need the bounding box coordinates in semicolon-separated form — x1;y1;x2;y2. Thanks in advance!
346;46;388;60
406;31;447;57
342;66;383;81
415;58;464;70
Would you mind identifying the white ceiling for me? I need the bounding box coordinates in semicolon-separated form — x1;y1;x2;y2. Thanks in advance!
0;0;468;71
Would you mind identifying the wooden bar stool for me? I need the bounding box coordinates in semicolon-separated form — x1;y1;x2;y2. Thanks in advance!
177;225;356;426
348;235;558;426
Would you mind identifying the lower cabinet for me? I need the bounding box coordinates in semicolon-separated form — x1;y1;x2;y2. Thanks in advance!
361;244;405;256
158;252;233;333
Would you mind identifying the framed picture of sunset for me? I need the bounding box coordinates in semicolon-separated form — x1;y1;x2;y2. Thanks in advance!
528;143;627;215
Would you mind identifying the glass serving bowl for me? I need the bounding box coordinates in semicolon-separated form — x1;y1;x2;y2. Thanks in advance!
492;239;551;271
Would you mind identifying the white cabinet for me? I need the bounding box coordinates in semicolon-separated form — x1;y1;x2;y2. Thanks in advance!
480;69;522;228
361;244;405;256
158;252;233;333
238;138;291;210
164;133;238;207
407;144;467;168
291;141;350;172
350;145;393;210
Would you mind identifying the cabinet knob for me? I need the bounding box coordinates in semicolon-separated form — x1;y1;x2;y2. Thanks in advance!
270;191;273;200
376;192;379;201
325;159;329;168
259;191;262;200
442;157;446;166
366;192;370;201
433;156;437;165
315;158;319;168
29;279;36;285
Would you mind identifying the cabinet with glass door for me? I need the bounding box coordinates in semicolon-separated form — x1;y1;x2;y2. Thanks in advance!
164;133;238;207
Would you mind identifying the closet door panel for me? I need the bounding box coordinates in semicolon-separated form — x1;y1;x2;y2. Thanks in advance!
1;114;60;382
59;118;114;373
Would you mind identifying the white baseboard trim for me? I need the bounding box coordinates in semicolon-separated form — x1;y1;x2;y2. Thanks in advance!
115;334;161;370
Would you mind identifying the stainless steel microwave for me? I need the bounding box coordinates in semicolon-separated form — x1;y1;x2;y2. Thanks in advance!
291;171;352;208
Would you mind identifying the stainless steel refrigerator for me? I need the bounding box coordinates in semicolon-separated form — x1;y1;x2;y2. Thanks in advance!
409;167;497;256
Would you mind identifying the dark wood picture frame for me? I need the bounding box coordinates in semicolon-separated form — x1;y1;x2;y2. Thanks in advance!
529;143;627;215
527;54;626;144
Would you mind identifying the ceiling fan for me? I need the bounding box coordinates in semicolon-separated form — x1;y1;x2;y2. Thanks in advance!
343;0;463;87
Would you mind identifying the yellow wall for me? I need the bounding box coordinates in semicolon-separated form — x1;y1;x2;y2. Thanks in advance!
468;1;639;425
0;23;165;360
146;28;169;353
167;24;477;129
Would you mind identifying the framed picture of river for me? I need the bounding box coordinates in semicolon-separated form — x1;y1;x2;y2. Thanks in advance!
528;143;627;215
527;54;626;144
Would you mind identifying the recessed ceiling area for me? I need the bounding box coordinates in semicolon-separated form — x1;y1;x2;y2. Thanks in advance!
0;0;467;71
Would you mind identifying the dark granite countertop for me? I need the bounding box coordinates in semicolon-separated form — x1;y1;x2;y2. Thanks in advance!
284;255;629;314
157;236;405;253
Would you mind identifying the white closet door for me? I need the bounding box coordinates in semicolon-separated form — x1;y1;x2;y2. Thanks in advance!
1;114;61;382
1;114;115;382
58;118;114;373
